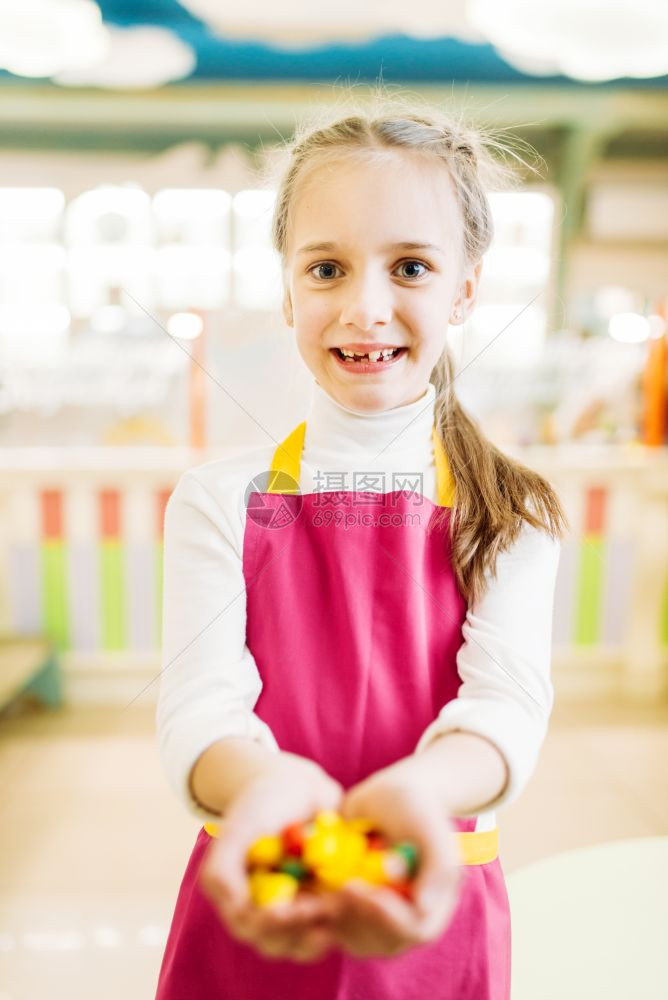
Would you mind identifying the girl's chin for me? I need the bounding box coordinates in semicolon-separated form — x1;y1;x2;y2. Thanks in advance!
321;374;422;413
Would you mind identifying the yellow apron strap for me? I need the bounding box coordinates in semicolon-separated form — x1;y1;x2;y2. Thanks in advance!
203;822;498;866
455;828;499;866
432;426;455;508
268;421;454;508
267;421;306;494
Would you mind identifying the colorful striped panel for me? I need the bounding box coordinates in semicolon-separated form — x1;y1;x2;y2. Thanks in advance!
8;545;42;633
67;489;100;652
601;538;634;646
67;546;100;651
7;489;41;633
155;489;171;645
574;487;607;646
40;490;69;650
41;490;62;540
4;478;664;656
99;490;125;650
551;536;578;647
125;544;156;650
124;490;156;651
155;542;164;648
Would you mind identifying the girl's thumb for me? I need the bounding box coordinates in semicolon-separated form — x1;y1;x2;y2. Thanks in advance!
415;866;461;922
200;836;249;908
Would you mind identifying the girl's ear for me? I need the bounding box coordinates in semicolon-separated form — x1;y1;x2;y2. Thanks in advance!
282;294;293;327
449;259;483;325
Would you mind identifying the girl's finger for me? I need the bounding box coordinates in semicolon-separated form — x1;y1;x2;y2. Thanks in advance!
338;882;409;948
284;926;337;964
233;902;338;962
341;871;458;949
218;886;341;957
247;887;341;936
200;838;250;910
413;860;462;925
331;901;405;958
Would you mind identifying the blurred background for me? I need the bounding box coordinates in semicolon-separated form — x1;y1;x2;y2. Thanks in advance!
0;2;666;998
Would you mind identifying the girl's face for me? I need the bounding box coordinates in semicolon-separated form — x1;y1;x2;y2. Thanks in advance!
282;150;482;413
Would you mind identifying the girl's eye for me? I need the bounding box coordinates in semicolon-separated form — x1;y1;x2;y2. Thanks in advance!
307;259;430;281
308;262;341;280
396;259;430;279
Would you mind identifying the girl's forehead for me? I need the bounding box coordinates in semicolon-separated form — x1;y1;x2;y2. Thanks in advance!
289;151;462;251
296;148;455;202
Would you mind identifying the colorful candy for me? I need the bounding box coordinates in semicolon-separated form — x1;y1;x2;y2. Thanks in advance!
245;811;421;907
249;871;299;907
246;835;283;868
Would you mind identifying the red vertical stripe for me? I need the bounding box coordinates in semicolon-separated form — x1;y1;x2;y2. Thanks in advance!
584;486;606;535
157;489;172;539
41;490;63;540
99;490;121;540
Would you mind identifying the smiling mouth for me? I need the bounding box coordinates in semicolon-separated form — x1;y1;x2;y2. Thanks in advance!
331;347;406;364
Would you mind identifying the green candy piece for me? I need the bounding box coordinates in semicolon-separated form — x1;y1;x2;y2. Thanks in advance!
279;858;309;881
394;842;419;877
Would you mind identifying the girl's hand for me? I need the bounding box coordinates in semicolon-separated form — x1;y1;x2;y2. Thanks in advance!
198;751;344;963
333;758;463;958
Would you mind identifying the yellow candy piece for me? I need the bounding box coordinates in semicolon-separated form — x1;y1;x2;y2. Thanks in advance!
249;871;299;907
314;810;344;829
303;829;342;868
357;850;390;886
310;829;369;889
339;830;368;865
315;861;355;890
347;817;375;835
246;835;283;868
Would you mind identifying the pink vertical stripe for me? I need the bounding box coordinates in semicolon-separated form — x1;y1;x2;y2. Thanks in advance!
157;489;171;540
99;490;121;540
41;490;63;540
584;486;606;535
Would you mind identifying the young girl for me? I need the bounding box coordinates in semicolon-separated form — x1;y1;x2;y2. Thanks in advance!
154;92;567;1000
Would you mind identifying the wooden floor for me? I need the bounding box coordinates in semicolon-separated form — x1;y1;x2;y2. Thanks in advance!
0;694;667;999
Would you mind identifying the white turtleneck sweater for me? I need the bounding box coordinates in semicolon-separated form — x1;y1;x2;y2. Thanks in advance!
156;380;561;831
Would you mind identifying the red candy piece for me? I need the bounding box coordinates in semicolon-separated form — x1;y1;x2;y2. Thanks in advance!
366;832;390;851
390;880;414;902
282;822;305;857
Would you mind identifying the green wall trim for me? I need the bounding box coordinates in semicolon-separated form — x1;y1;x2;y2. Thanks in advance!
41;541;69;650
575;536;605;645
100;540;125;650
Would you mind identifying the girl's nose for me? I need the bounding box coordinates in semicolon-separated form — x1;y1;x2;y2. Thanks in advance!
339;274;393;331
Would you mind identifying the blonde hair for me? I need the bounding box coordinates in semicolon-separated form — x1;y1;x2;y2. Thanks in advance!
267;85;568;605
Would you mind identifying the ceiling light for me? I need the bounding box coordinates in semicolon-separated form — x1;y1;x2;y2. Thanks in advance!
466;0;668;81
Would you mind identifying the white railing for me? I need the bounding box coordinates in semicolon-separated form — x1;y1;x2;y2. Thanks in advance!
1;445;667;703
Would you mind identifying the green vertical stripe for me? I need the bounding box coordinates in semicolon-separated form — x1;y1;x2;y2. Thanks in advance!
574;536;604;646
661;569;668;647
100;540;125;650
41;540;69;650
155;541;164;647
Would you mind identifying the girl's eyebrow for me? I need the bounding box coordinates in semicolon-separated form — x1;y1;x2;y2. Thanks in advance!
296;240;445;256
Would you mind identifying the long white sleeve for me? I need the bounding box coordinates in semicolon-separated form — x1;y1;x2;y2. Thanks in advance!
156;465;279;822
414;519;561;815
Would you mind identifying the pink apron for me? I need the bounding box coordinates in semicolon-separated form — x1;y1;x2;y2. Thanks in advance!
155;421;511;1000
